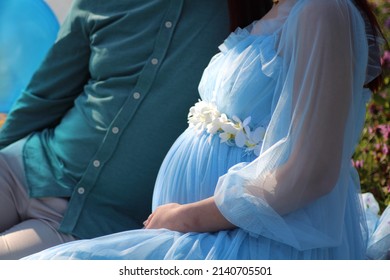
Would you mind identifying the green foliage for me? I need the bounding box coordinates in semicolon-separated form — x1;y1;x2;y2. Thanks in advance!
353;0;390;212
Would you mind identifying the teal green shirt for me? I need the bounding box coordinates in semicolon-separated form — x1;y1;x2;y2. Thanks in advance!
0;0;229;238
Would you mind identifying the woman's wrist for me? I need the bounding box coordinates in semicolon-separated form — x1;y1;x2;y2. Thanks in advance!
183;197;236;232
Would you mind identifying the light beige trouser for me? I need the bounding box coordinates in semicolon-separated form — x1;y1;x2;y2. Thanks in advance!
0;139;77;259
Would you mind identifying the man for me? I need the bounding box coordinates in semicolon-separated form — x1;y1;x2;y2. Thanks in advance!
0;0;230;259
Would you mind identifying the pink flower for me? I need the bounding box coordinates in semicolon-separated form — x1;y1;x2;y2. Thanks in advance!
381;51;390;68
383;144;389;155
385;16;390;29
352;159;364;169
380;91;388;99
378;124;390;141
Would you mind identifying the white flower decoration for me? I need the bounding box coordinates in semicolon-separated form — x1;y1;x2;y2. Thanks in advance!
188;100;265;156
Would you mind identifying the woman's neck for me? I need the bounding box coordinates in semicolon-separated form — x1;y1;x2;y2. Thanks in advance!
250;0;296;35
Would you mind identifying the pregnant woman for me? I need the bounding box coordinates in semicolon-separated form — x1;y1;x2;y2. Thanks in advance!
26;0;386;260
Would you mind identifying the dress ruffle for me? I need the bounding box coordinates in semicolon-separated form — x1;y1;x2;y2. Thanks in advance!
258;35;281;80
218;27;281;81
218;27;251;53
361;193;390;260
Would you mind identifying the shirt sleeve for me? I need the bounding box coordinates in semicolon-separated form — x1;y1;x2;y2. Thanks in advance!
214;0;370;250
0;0;91;148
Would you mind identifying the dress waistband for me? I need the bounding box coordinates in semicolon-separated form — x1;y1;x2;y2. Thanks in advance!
187;100;265;156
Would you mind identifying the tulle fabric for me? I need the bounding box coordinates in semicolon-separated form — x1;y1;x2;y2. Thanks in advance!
366;207;390;260
25;0;385;260
362;193;390;260
214;0;371;251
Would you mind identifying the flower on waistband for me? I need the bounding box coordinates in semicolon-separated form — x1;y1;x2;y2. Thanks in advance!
188;100;265;156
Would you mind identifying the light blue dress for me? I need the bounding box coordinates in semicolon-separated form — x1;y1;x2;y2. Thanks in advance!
25;0;387;260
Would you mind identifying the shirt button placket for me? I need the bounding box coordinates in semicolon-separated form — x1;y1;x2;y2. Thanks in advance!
93;160;100;168
112;127;119;134
133;92;141;100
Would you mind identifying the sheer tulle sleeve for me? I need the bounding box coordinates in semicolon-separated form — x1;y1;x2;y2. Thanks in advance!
214;0;372;250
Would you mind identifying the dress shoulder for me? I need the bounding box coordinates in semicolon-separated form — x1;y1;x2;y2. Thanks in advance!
218;27;252;53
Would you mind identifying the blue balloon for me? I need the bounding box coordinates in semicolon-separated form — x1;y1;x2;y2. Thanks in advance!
0;0;59;113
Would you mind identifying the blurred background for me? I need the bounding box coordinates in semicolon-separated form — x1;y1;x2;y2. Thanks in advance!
0;0;73;114
354;0;390;213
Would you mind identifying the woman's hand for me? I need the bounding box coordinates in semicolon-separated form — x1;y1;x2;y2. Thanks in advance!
143;197;236;233
143;203;191;232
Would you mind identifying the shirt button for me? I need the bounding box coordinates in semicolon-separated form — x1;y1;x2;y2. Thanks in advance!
112;127;119;134
93;160;100;168
77;187;85;195
151;58;159;65
133;92;141;99
165;21;173;28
